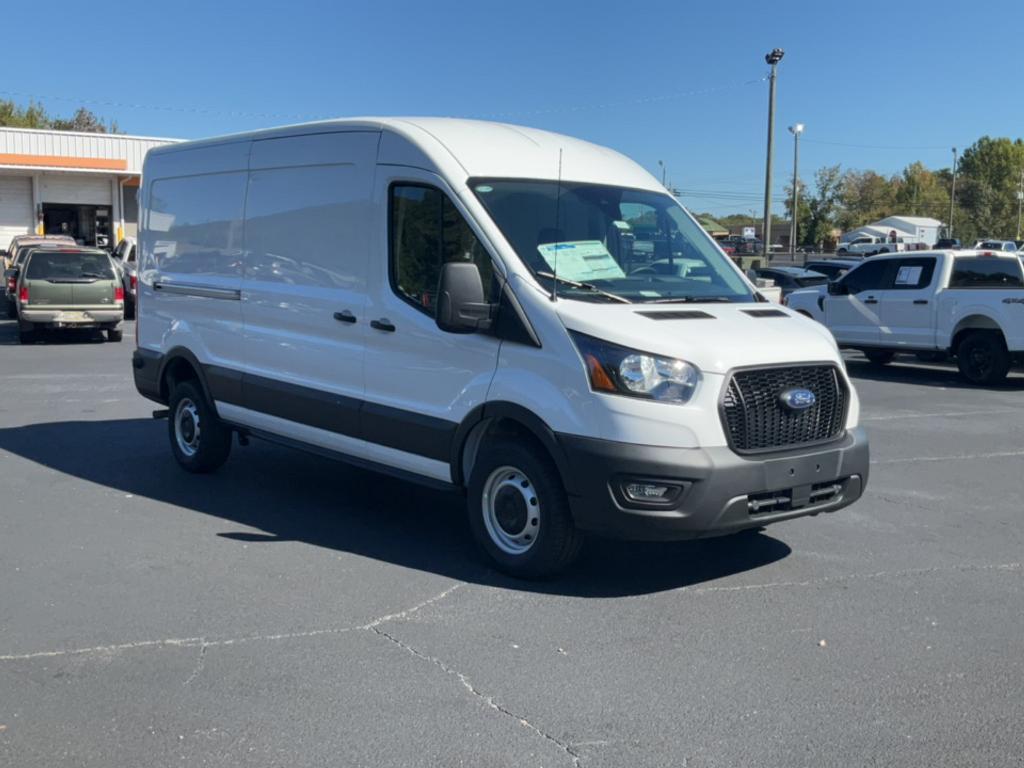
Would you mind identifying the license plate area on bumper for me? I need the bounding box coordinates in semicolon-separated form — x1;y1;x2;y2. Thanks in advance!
763;448;842;489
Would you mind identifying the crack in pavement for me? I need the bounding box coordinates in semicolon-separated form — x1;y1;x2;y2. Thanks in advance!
369;625;581;768
183;640;207;686
871;450;1024;465
0;583;463;662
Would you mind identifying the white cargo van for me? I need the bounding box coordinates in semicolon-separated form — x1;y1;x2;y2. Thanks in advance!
133;118;869;577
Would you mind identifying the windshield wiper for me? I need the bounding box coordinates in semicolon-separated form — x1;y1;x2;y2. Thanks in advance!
535;271;631;304
641;295;737;304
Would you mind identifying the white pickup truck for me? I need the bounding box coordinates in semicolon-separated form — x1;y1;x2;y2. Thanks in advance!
837;235;914;256
786;250;1024;384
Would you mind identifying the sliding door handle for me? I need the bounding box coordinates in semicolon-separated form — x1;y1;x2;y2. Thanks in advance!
370;318;396;332
913;299;929;305
862;298;878;305
333;310;357;324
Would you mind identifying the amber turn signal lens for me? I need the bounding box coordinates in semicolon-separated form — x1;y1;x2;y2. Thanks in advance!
585;354;616;392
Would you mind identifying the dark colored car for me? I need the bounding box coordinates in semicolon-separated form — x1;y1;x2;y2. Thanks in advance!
754;266;829;297
934;238;961;250
10;248;124;344
803;258;862;281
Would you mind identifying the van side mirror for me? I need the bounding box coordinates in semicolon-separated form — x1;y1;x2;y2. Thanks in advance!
436;262;494;334
827;280;848;296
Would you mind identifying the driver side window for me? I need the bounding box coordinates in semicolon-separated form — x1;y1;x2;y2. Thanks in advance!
840;260;889;294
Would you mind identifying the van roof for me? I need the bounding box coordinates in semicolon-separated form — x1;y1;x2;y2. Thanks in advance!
145;117;662;191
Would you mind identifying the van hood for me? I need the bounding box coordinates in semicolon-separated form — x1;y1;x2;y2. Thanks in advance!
555;300;840;374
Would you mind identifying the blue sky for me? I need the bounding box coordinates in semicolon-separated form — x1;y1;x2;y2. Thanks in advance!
5;0;1022;216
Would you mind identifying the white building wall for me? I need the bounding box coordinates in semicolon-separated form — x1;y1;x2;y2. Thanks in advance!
0;175;34;250
0;127;177;175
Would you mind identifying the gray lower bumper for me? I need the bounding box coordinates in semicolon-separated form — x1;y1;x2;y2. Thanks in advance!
558;427;869;541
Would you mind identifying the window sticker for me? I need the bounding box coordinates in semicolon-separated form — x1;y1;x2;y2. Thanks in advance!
536;240;626;281
895;265;923;286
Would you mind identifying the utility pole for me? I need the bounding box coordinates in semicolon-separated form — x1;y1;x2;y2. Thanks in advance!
949;147;958;238
762;48;784;261
658;160;667;187
788;123;803;257
1017;168;1023;241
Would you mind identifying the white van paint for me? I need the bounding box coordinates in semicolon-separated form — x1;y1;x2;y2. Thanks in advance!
134;118;869;577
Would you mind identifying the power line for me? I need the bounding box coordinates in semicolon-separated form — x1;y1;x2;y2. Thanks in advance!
801;138;955;151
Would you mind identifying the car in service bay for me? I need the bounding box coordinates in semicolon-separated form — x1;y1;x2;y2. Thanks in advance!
133;118;869;578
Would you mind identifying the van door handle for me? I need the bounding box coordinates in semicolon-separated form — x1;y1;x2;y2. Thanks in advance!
913;299;928;305
863;297;878;304
333;310;357;324
370;318;396;332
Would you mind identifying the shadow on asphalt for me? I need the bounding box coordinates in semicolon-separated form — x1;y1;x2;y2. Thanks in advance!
845;357;1024;391
0;418;792;598
0;317;110;346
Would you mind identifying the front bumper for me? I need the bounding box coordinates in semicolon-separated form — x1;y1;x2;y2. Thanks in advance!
559;427;869;541
21;308;123;328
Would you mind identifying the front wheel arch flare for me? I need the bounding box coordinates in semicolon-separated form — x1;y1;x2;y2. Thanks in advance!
452;403;575;494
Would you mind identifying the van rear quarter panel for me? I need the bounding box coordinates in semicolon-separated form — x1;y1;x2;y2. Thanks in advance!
139;141;250;368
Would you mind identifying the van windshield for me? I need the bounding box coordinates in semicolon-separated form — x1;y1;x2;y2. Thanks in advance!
471;179;754;304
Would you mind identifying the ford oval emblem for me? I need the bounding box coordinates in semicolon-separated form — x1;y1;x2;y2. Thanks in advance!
780;388;816;411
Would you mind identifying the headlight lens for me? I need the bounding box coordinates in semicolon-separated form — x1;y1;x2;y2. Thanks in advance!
570;332;701;404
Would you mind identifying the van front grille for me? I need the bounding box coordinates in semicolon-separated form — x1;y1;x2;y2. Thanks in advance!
721;365;846;453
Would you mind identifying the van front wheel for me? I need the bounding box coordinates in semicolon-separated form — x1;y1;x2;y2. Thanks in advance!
468;439;582;579
168;380;232;473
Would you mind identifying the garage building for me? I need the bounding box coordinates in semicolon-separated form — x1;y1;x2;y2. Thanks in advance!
0;127;178;251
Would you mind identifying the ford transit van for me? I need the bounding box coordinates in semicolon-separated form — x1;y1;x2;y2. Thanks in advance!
133;118;869;578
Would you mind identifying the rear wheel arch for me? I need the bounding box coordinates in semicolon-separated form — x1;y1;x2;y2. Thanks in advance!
950;316;1004;352
158;348;214;408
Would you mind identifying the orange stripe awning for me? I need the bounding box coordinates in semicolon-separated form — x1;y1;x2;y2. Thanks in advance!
0;152;128;171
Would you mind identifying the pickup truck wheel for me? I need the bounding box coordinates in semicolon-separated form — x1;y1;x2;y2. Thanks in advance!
168;380;232;473
106;328;123;342
957;332;1010;385
468;439;582;579
863;349;895;365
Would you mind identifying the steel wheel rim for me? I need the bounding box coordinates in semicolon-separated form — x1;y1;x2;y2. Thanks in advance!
481;466;540;555
968;344;992;378
175;398;201;457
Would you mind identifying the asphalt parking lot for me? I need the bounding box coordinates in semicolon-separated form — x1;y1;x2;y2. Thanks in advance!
1;319;1022;768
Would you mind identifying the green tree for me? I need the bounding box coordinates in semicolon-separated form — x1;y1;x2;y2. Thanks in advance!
955;136;1024;242
0;99;51;128
805;165;843;247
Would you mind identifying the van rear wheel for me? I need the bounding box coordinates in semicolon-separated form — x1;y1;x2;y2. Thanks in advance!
467;438;582;579
167;380;232;473
863;349;895;366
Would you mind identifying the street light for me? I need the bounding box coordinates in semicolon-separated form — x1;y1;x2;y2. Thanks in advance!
788;123;804;257
949;147;958;238
658;159;667;187
762;48;784;261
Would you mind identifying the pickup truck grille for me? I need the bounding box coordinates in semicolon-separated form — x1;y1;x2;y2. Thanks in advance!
721;365;847;453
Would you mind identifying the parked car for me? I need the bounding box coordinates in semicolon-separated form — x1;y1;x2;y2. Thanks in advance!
802;258;863;281
786;250;1024;384
934;238;961;250
133;117;868;578
4;241;78;317
111;237;138;318
2;234;76;270
10;248;124;344
972;239;1017;252
754;267;828;298
837;235;915;256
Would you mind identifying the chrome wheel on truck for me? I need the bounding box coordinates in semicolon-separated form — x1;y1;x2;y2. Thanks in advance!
468;439;582;579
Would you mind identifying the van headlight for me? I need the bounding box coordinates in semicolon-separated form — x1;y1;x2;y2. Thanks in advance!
569;331;701;404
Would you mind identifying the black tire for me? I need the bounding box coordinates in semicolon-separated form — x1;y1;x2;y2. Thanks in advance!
107;328;123;342
18;329;35;344
167;379;232;473
467;438;582;579
957;331;1011;385
124;300;135;320
863;349;895;365
5;300;15;319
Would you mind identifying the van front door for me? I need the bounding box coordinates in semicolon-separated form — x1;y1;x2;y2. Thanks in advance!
362;169;503;483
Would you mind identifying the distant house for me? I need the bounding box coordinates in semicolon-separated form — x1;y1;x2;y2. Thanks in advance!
840;216;943;246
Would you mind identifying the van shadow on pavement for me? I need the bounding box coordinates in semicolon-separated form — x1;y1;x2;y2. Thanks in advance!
0;418;792;597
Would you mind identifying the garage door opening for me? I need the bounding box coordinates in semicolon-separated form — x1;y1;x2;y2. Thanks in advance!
42;203;113;249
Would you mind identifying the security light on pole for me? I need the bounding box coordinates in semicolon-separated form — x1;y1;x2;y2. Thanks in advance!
788;123;804;257
762;48;784;261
